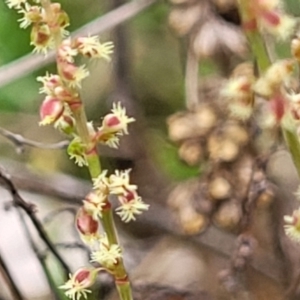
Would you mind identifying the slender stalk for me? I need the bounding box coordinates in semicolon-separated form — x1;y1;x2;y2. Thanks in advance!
237;0;300;178
71;106;133;300
39;1;133;298
236;0;271;73
0;252;24;300
116;282;133;300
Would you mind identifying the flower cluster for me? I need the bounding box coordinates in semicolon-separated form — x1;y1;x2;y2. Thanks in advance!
92;169;149;222
95;103;135;148
7;0;69;53
245;0;296;40
60;267;97;300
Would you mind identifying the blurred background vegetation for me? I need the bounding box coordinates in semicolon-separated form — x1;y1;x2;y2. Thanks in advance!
0;0;201;182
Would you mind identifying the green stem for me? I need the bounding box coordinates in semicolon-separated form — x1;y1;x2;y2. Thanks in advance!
236;0;271;73
102;209;118;245
116;282;133;300
71;106;133;300
42;1;133;296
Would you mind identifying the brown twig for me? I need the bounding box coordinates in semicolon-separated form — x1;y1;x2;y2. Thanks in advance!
0;127;69;152
0;0;158;88
0;167;71;278
0;251;24;300
17;208;61;300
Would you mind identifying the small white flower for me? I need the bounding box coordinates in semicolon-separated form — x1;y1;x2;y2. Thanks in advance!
108;169;137;195
76;36;114;60
37;72;62;95
109;102;135;135
91;238;122;268
116;196;149;222
60;268;96;300
284;208;300;242
92;170;109;192
83;192;107;219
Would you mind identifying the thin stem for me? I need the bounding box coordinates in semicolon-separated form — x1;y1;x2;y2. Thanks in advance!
236;0;271;73
0;252;24;300
102;209;118;245
116;282;133;300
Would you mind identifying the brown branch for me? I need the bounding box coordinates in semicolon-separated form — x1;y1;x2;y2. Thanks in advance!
0;251;25;300
0;127;69;152
0;167;71;278
17;208;61;300
0;0;158;89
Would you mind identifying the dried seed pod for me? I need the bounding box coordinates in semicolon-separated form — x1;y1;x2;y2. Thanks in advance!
213;200;241;230
167;107;216;142
179;139;203;166
179;205;208;235
168;4;204;36
167;179;199;210
223;123;249;146
194;105;217;131
208;177;231;200
208;134;240;162
256;188;274;209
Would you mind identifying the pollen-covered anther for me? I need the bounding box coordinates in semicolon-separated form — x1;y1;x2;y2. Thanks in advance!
39;96;64;126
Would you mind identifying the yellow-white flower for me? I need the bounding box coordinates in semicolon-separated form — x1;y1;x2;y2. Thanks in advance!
108;169;137;195
91;237;122;268
60;268;97;300
284;208;300;242
116;195;149;222
75;36;114;60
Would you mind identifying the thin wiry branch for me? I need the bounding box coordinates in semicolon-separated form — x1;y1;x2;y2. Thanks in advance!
0;251;25;300
0;0;158;88
17;209;61;300
0;127;69;152
0;167;71;278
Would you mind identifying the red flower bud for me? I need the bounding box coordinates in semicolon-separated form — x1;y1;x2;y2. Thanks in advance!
39;97;64;126
76;207;99;236
102;113;123;133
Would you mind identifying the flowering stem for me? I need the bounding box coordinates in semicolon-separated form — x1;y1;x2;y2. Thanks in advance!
237;0;271;73
71;107;133;300
116;282;133;300
72;106;102;178
237;0;300;178
101;209;118;245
